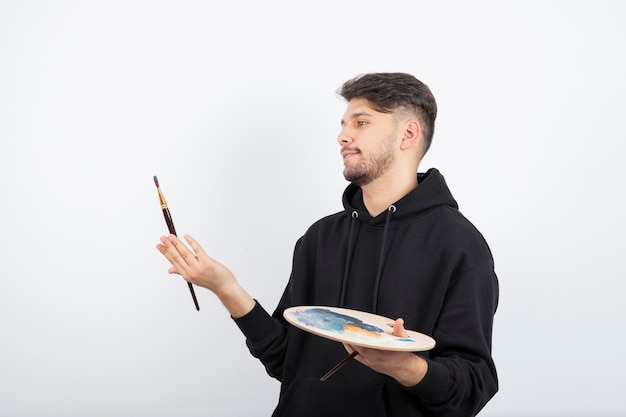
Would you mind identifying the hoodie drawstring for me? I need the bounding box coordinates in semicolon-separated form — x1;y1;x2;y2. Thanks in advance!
372;205;396;313
338;205;396;313
339;210;359;307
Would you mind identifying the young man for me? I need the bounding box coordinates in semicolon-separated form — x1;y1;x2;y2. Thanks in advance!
156;73;499;416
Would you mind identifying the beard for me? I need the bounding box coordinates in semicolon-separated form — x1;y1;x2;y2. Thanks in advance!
343;135;396;187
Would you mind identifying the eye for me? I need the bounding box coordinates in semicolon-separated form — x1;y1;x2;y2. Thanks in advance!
356;120;368;127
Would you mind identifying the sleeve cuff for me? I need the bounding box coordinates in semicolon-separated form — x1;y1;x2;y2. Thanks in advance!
406;358;451;400
232;300;278;343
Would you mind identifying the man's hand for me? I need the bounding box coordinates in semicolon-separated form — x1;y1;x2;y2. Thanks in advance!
343;318;428;387
156;234;255;318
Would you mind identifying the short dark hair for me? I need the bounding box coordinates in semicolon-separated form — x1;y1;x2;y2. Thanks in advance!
338;72;437;154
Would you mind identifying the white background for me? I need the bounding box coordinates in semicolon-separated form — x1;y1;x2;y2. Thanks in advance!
1;1;624;416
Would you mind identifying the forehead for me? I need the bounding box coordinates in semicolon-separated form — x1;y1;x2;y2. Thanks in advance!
341;98;390;123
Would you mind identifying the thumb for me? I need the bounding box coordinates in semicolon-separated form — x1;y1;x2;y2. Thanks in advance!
392;318;409;338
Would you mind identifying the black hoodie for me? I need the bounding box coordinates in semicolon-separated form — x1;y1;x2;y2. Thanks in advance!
235;168;499;417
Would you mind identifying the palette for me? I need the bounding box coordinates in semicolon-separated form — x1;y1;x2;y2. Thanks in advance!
283;306;435;352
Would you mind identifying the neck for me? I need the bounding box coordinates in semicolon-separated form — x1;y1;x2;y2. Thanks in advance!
361;171;418;217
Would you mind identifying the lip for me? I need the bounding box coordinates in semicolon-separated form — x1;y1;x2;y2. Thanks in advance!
341;149;359;160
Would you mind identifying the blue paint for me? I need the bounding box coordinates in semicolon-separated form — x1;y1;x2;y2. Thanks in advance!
291;308;416;344
294;308;383;333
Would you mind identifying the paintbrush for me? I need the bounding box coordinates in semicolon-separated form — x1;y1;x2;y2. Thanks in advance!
320;351;359;381
154;175;200;311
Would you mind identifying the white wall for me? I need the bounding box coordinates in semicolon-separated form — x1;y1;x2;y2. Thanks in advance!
1;1;624;416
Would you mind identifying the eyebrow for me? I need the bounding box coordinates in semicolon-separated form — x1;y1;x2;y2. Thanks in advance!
341;111;375;126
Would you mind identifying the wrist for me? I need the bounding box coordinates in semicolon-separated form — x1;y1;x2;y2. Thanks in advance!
395;354;428;387
216;281;255;318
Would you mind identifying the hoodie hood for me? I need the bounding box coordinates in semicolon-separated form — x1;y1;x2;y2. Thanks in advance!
341;168;459;224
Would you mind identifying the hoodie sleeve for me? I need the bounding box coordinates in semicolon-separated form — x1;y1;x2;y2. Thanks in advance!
232;299;289;380
407;259;499;416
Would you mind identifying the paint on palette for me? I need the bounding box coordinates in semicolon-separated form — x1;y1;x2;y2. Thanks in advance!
290;308;415;344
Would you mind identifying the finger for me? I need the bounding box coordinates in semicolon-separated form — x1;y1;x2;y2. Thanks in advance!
183;234;210;260
156;235;173;251
167;234;199;265
156;237;176;261
156;244;183;277
343;343;356;355
157;235;194;276
393;318;409;338
158;235;177;253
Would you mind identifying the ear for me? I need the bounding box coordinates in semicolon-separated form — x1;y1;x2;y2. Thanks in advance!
399;120;421;151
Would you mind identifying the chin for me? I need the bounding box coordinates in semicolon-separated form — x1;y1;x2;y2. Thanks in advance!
344;173;373;187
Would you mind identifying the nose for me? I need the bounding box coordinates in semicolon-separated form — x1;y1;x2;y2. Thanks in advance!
337;127;353;146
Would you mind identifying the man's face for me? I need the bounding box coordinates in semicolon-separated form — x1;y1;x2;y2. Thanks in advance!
338;98;401;187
